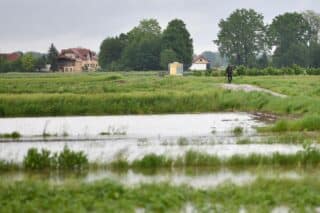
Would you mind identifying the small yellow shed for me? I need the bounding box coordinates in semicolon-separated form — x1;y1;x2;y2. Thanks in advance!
169;62;183;76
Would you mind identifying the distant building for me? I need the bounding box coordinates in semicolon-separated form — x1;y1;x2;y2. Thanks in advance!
58;48;98;72
169;62;183;75
189;55;210;71
0;52;22;62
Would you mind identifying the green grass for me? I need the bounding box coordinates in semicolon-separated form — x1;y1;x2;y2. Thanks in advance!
0;131;21;139
1;178;320;212
1;72;320;117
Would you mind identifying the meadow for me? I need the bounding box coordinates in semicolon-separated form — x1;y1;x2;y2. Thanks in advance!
2;72;320;212
0;72;320;118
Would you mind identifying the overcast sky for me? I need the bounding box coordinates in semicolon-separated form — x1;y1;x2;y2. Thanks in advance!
0;0;319;54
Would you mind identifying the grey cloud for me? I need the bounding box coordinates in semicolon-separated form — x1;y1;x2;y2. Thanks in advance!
0;0;319;54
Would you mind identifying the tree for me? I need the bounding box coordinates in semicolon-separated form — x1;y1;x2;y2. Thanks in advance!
269;12;311;67
215;9;267;66
34;55;47;71
302;10;320;44
47;43;59;71
128;19;162;41
162;19;193;68
121;35;161;70
160;49;178;70
21;53;35;72
257;52;269;68
99;36;126;70
121;19;162;71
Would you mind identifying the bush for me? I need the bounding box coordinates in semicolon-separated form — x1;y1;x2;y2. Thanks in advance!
57;146;88;170
23;148;53;170
23;147;88;170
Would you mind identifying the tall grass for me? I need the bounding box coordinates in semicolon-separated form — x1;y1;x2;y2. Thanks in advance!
1;73;320;117
261;115;320;132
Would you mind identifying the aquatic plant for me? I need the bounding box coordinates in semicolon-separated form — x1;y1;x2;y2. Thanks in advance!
0;131;21;139
233;126;244;136
23;147;88;170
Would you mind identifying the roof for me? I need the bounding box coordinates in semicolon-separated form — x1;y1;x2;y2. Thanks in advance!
192;55;209;64
0;52;22;62
60;48;97;61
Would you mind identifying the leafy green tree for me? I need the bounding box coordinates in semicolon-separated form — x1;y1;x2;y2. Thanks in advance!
162;19;193;68
121;19;162;70
269;12;311;67
215;9;267;66
160;49;178;70
21;53;35;72
257;52;269;68
302;10;320;44
121;35;161;70
35;55;47;71
128;19;162;41
47;43;59;71
99;36;126;70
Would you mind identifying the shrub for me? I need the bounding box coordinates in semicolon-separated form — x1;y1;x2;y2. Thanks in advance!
23;148;53;170
23;147;88;170
57;146;88;170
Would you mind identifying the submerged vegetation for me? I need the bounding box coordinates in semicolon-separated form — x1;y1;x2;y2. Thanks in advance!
1;178;320;212
0;131;21;139
23;146;88;170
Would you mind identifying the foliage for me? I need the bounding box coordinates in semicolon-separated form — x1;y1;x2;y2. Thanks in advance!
160;49;178;70
0;131;21;139
121;35;161;70
302;10;320;43
99;35;127;70
215;9;268;66
162;19;193;68
47;43;59;71
23;147;88;170
269;12;311;67
21;53;35;72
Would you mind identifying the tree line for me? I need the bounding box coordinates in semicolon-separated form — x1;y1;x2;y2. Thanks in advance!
98;19;193;71
1;9;320;72
215;9;320;68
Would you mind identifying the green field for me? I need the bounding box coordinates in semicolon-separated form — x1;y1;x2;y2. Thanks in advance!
2;72;320;212
1;72;320;118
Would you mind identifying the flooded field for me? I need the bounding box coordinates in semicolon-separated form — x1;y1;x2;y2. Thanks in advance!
0;113;303;163
1;166;317;189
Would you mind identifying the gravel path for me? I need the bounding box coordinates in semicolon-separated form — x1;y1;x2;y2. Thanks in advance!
220;84;287;98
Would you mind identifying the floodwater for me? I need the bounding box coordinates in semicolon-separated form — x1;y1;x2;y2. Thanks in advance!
0;113;302;163
0;167;317;189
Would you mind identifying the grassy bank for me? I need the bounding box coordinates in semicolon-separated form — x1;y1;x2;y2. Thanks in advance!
0;72;320;117
1;178;320;212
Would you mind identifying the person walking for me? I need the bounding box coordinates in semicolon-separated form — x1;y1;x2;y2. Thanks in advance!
226;65;233;83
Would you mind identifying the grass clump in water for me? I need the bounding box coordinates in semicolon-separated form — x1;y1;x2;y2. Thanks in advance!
233;127;244;136
132;154;173;169
0;131;21;139
23;146;88;170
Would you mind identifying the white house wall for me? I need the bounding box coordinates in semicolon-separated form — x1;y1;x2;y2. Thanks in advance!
189;63;207;71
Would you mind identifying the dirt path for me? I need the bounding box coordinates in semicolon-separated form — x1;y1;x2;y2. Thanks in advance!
220;84;287;98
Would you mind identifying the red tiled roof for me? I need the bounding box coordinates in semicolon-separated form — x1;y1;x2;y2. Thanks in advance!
0;52;22;62
60;48;97;61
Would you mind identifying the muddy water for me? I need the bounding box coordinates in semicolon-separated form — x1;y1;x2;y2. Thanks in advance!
0;113;303;163
0;167;317;189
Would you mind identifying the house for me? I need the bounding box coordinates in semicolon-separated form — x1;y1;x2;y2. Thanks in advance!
58;48;98;72
189;55;210;71
169;62;183;75
0;52;22;62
